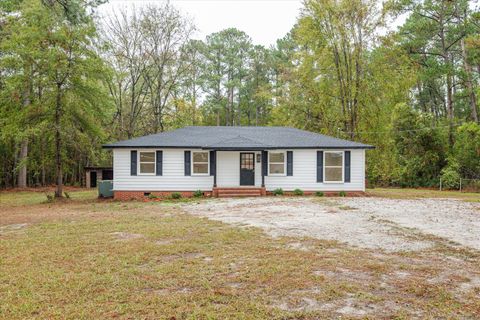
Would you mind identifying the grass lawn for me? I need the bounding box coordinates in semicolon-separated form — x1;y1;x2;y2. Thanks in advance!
367;187;480;202
0;188;479;319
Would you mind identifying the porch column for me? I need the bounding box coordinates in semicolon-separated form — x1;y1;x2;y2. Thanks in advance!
212;150;217;187
261;150;267;187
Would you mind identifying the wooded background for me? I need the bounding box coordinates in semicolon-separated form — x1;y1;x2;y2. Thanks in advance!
1;0;479;196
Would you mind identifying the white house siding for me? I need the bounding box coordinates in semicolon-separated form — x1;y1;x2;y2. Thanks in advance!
113;149;213;191
113;148;365;192
216;151;262;187
265;149;365;192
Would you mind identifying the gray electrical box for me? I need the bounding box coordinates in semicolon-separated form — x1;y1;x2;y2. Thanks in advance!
98;180;113;198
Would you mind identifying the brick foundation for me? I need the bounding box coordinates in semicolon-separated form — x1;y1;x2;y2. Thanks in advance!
114;190;212;201
266;191;366;197
114;189;364;200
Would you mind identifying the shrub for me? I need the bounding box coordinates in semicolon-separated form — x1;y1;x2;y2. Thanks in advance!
273;188;284;196
148;193;158;199
440;162;461;190
339;191;346;197
45;193;54;203
452;122;480;179
315;191;324;197
170;192;182;199
193;190;203;198
293;188;304;196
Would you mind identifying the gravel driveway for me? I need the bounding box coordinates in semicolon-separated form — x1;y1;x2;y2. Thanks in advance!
183;197;480;252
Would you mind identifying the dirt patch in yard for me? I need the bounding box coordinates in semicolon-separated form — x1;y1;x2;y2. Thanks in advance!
183;197;480;252
110;231;144;241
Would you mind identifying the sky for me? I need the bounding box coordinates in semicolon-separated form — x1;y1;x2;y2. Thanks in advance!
98;0;304;47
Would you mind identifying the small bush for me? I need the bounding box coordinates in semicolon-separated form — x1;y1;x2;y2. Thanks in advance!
45;193;54;203
193;190;203;198
339;191;346;197
440;161;461;190
171;192;182;199
293;188;304;196
315;191;324;197
273;188;284;196
148;193;158;199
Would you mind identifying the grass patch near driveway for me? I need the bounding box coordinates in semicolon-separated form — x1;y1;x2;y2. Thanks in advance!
367;187;480;202
0;190;479;318
0;189;97;207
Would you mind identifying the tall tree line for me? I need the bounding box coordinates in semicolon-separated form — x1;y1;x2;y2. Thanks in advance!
1;0;479;193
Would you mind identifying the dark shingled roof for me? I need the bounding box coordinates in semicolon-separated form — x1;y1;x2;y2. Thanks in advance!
103;126;374;150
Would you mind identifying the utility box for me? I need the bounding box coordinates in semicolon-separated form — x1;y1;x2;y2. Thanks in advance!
98;180;113;198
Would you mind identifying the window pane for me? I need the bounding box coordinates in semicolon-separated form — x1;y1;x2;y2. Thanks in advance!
140;152;155;163
193;152;208;162
325;152;343;166
140;163;155;174
270;152;284;163
325;167;342;182
269;163;284;174
193;163;208;174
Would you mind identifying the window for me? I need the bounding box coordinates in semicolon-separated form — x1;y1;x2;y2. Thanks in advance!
269;152;285;175
139;151;155;174
324;151;343;182
192;151;209;175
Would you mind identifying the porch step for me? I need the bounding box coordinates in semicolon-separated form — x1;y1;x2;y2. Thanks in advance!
214;187;265;198
218;193;261;198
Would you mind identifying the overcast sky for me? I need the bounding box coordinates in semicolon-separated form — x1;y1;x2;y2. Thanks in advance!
98;0;303;47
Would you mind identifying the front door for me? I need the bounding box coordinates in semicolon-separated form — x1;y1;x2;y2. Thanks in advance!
240;153;255;186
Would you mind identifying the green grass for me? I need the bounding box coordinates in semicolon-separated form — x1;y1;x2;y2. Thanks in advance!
0;189;97;207
367;187;480;202
0;188;479;318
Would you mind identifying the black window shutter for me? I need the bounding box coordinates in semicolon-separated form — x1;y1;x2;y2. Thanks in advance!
156;151;163;176
316;151;323;182
209;151;216;176
344;151;351;182
130;150;137;176
262;151;268;176
184;151;191;176
287;151;293;176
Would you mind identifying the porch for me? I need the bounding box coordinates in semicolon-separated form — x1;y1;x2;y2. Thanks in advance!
209;149;271;185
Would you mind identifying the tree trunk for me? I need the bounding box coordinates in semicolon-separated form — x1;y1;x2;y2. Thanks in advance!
17;140;28;188
446;70;454;146
17;76;31;188
461;39;478;123
55;84;63;198
439;16;454;146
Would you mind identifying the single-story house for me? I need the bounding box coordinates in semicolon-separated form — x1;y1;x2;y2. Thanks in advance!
103;126;374;199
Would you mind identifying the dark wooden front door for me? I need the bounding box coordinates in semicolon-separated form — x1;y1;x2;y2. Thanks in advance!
240;153;255;186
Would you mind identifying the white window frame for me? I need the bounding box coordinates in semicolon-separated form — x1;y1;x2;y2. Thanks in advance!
138;150;156;175
268;151;287;176
323;150;344;183
191;151;210;176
